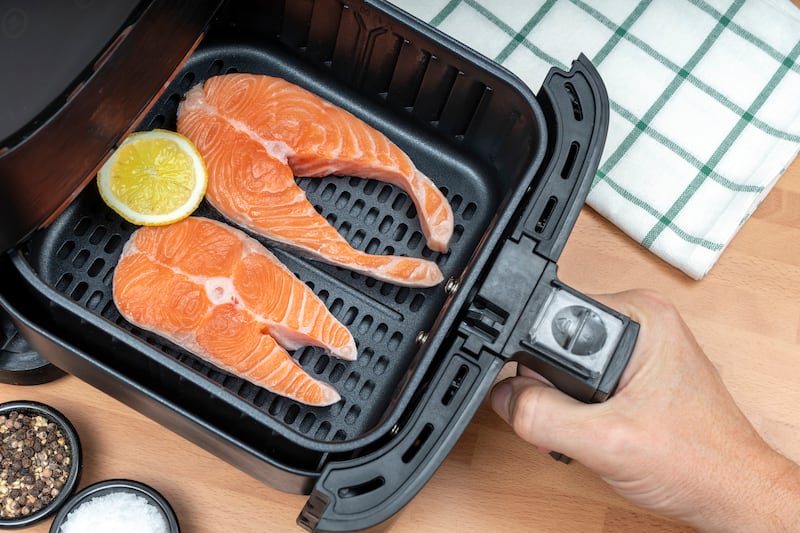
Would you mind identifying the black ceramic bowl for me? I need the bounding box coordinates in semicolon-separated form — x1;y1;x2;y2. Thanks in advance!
49;479;180;533
0;400;82;529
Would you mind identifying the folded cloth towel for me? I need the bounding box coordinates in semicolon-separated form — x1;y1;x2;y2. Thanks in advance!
389;0;800;279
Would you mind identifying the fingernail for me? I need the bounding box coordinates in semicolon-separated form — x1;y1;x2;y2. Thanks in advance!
490;381;512;421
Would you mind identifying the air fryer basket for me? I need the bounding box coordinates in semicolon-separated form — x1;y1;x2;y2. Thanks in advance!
8;0;553;452
21;39;503;446
0;0;625;530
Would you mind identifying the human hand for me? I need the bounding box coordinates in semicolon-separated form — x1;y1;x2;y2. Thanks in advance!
490;289;800;531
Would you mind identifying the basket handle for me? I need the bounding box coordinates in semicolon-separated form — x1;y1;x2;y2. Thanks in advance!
460;53;638;405
298;55;637;532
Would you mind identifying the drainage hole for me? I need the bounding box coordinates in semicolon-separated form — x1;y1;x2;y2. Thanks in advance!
70;281;88;302
87;258;105;277
345;405;361;425
72;249;90;269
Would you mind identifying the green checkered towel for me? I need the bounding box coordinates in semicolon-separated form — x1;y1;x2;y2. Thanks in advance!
389;0;800;279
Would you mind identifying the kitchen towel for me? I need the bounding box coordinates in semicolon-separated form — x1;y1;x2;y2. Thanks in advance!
389;0;800;279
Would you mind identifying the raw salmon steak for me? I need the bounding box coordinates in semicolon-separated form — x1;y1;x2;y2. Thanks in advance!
113;216;356;406
176;73;453;288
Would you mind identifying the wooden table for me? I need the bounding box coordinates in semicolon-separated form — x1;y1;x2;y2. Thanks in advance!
3;149;799;532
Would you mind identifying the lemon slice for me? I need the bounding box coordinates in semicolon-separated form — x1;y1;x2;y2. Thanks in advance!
97;129;207;226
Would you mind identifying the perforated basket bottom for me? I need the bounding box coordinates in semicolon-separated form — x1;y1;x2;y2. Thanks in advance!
24;42;502;444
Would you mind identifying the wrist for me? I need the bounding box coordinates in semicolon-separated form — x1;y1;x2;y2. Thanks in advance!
689;445;800;532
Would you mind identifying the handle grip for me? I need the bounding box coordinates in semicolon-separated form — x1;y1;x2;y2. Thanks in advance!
510;275;639;465
510;275;639;404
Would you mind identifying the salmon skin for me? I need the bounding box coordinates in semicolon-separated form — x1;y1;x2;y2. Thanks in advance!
176;73;453;288
112;216;356;407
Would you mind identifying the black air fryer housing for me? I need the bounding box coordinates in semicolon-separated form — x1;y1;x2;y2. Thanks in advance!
0;1;636;531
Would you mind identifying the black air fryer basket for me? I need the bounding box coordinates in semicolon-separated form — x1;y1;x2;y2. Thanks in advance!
0;1;637;531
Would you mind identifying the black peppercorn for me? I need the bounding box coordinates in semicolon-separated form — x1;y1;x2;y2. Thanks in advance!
0;410;72;519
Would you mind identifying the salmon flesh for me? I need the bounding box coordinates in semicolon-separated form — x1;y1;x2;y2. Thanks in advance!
113;216;356;406
177;73;453;288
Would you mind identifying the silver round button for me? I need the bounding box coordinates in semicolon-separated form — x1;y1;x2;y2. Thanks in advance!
551;305;607;356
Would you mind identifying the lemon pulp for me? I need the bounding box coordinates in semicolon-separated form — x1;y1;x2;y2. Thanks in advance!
97;129;207;226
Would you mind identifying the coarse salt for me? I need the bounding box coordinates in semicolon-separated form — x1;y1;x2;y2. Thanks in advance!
59;491;169;533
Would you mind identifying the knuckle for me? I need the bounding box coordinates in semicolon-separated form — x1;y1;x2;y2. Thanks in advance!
600;419;637;457
633;288;672;308
629;288;681;322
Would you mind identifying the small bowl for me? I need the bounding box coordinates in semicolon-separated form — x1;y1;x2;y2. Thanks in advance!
49;479;180;533
0;400;82;529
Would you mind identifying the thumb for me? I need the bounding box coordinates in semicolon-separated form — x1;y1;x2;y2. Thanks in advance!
491;376;608;461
